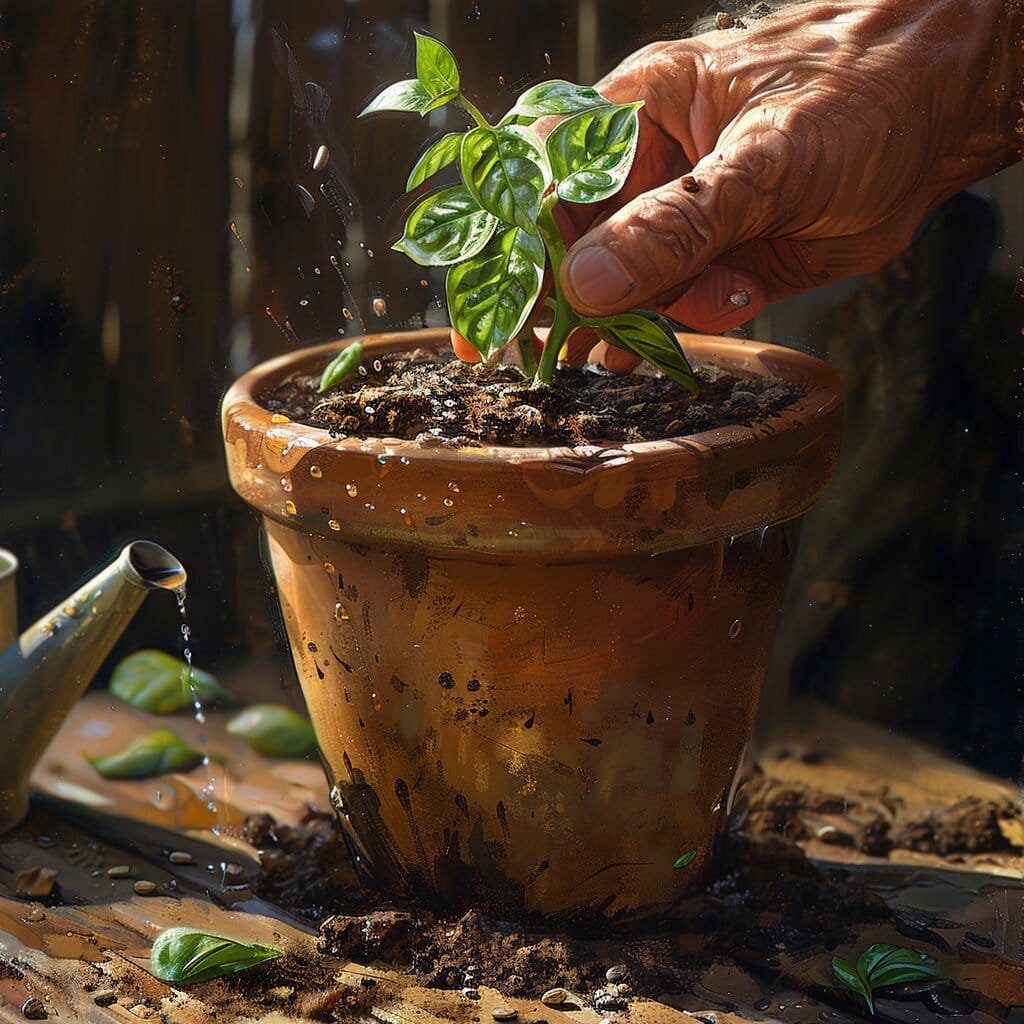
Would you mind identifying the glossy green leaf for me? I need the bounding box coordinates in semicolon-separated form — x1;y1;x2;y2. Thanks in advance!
832;956;874;1014
393;185;498;267
226;704;318;757
503;80;610;122
547;103;642;204
88;730;203;780
360;79;454;118
414;33;460;100
319;341;363;392
583;310;697;393
460;125;550;236
672;850;696;869
150;928;280;985
109;650;231;714
446;226;544;359
407;132;464;192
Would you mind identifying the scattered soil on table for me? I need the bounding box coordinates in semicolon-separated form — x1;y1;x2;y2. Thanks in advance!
260;349;803;447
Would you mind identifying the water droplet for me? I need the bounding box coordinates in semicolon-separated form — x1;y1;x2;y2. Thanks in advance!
309;465;322;478
372;297;386;316
299;298;309;307
280;475;292;492
544;51;552;65
443;497;454;508
399;456;410;465
342;308;354;320
366;249;374;258
448;481;460;493
334;603;350;622
328;519;341;531
324;562;335;573
729;618;742;639
345;483;358;498
285;499;297;516
372;358;383;373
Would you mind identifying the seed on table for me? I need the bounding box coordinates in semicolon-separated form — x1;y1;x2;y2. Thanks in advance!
491;1006;517;1021
133;880;158;896
168;851;193;865
605;965;628;983
541;988;570;1006
106;865;131;878
21;998;46;1020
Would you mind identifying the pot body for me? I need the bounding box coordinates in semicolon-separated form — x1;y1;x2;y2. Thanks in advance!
223;330;844;921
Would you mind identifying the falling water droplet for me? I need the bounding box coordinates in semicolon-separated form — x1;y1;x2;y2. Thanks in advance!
285;500;297;516
544;52;552;64
729;618;742;639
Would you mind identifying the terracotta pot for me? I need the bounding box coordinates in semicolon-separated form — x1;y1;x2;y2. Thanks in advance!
222;329;844;923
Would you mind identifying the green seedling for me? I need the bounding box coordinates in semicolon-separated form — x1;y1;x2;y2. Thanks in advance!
361;33;697;390
831;943;942;1015
150;928;280;985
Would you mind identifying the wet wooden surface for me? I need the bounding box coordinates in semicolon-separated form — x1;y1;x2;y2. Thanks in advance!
0;698;1020;1023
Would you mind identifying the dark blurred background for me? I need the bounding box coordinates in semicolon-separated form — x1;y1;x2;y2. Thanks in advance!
1;1;1021;775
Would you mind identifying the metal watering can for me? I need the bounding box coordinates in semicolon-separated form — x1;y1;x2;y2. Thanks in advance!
0;541;185;833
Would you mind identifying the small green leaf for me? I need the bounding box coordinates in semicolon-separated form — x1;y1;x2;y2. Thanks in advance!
319;341;363;393
832;956;874;1014
672;850;697;869
109;650;231;714
446;226;544;359
360;79;454;118
226;704;318;758
583;310;697;393
548;103;643;204
150;928;280;985
460;125;550;236
407;132;464;191
414;33;460;100
504;80;611;121
88;730;203;780
393;185;498;267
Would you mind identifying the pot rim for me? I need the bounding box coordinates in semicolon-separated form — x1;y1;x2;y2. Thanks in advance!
222;329;845;558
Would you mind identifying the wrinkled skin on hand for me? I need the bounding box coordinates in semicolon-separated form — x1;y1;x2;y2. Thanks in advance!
550;0;1022;370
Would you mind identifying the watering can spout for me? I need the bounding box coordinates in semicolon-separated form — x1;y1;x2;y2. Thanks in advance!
0;541;186;833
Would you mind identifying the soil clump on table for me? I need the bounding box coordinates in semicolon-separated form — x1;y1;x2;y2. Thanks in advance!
261;349;803;447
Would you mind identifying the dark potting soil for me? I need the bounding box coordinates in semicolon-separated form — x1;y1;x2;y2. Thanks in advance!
260;349;804;447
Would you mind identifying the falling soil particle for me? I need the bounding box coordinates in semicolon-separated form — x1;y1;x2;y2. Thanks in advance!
261;349;803;448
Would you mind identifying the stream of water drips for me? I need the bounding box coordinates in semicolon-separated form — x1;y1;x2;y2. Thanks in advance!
173;584;220;824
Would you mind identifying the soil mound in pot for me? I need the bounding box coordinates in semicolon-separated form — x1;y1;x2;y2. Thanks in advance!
261;348;803;447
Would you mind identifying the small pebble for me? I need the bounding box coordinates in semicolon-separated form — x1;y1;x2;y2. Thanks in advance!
21;997;46;1020
461;988;480;1000
93;991;118;1008
605;965;628;984
133;880;158;896
491;1007;518;1021
541;988;570;1006
168;851;193;865
106;865;131;878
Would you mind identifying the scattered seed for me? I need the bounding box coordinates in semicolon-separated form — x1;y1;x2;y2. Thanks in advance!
541;988;570;1006
107;865;131;879
133;880;158;896
21;997;46;1020
313;144;330;172
492;1007;518;1021
93;991;118;1007
605;965;628;984
168;851;193;865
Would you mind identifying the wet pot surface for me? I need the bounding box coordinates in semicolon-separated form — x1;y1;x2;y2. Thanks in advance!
222;330;844;921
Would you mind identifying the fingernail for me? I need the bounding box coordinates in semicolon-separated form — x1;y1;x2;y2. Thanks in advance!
565;247;636;309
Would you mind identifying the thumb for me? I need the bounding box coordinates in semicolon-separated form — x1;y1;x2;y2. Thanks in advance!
560;133;783;317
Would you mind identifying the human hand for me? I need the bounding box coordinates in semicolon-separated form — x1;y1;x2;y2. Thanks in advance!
556;0;1021;370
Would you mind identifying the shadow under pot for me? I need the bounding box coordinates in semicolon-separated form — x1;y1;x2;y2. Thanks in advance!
221;329;844;924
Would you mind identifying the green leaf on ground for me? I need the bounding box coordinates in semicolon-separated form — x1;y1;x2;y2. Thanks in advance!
393;185;498;267
109;650;230;714
150;928;280;985
88;730;204;780
547;102;643;204
460;125;550;236
319;342;363;393
226;704;318;757
832;944;942;1016
446;225;544;359
583;310;697;393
